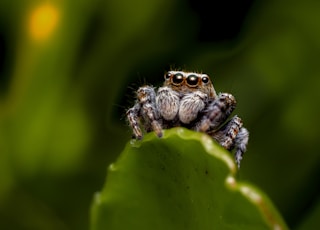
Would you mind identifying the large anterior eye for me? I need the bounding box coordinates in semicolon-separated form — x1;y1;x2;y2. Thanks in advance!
186;74;198;86
172;73;184;85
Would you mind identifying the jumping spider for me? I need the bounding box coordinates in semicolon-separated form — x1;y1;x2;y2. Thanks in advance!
127;70;249;168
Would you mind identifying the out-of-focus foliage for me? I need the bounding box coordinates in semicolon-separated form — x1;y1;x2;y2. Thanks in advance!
0;0;319;229
91;128;288;230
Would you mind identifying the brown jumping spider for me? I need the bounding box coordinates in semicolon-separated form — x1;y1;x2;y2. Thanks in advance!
127;70;249;168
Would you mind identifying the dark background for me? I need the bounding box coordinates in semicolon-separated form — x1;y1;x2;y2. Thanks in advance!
0;0;319;229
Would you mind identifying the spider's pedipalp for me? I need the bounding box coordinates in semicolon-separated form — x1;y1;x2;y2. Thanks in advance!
179;91;208;124
156;86;180;121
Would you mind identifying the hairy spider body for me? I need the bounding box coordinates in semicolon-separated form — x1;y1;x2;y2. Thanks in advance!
126;71;249;168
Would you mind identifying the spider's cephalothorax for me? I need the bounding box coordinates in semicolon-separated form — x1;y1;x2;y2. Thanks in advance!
126;70;249;168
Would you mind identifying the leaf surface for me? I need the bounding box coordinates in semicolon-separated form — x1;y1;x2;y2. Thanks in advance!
91;128;288;230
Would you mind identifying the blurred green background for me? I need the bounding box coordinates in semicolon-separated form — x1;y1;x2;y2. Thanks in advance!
0;0;319;229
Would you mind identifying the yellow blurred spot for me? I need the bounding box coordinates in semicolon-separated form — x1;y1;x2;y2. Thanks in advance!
29;3;59;41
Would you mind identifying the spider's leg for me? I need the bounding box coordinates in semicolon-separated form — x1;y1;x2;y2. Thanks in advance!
234;127;249;168
196;93;236;132
210;116;249;168
142;102;163;137
138;86;163;138
126;103;143;139
211;115;242;150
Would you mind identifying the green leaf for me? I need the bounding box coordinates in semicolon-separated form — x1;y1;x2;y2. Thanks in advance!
90;128;288;230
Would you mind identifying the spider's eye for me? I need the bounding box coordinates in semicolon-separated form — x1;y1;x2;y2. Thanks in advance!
172;73;184;85
186;74;198;86
202;76;209;84
165;72;172;80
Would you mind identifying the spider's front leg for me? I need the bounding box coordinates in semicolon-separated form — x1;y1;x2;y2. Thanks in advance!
126;103;143;139
196;93;236;132
210;116;249;168
127;86;162;139
196;93;249;168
